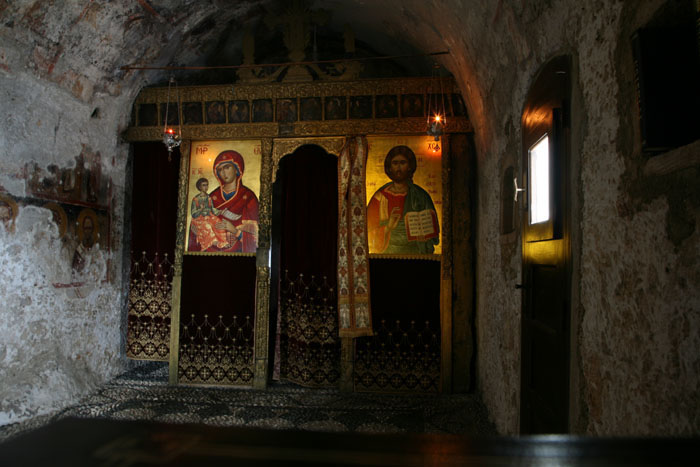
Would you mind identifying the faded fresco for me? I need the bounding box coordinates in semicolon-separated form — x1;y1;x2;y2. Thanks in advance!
20;148;112;285
0;193;18;233
186;140;261;255
0;192;110;285
366;135;442;256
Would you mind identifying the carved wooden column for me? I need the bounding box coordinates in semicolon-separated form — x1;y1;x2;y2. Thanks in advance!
253;138;273;389
440;136;453;393
168;141;190;385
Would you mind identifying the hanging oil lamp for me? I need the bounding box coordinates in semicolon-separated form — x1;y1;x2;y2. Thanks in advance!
162;76;182;156
426;63;447;145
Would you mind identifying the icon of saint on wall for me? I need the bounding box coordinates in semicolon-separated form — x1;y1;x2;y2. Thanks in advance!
187;150;259;253
367;145;439;254
72;208;99;272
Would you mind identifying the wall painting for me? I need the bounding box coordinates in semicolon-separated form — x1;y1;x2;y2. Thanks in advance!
185;140;262;255
365;135;442;257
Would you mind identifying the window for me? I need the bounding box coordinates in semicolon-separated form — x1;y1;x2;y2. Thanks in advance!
529;135;550;225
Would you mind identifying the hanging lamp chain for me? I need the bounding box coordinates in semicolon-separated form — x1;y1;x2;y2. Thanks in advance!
162;76;182;159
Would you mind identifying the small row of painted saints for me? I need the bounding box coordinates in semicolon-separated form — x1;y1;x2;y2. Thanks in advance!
186;145;439;255
141;94;467;127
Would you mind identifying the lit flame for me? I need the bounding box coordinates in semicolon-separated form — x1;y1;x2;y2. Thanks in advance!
434;114;442;123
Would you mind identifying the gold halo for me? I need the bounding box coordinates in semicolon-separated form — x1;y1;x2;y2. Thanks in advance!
76;208;99;246
44;202;68;238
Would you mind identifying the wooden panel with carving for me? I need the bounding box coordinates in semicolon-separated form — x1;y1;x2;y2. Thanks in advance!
125;77;471;142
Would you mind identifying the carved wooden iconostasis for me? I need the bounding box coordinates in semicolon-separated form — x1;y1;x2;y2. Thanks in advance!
124;74;471;393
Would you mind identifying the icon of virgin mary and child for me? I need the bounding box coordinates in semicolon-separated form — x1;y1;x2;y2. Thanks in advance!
188;150;259;253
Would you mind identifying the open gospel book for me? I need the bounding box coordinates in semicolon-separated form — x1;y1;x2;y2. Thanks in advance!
405;209;438;241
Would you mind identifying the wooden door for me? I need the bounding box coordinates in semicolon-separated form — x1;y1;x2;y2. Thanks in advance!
520;56;571;433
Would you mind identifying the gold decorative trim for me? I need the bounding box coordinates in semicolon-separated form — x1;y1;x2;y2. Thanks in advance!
368;253;441;261
183;251;256;257
169;141;191;384
354;318;440;393
126;251;173;362
176;312;255;386
272;137;345;181
125;119;472;142
132;77;464;103
126;76;472;144
258;138;273;249
253;265;270;389
252;140;273;388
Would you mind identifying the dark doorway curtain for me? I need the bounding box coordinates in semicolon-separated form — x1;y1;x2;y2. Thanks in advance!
271;145;339;387
127;142;180;361
355;259;441;393
178;255;256;386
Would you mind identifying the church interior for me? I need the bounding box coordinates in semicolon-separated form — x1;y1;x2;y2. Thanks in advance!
1;0;699;462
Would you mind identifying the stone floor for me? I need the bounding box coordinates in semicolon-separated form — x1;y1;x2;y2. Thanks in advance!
0;361;497;443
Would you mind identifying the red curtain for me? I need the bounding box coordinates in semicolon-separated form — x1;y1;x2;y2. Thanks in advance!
130;143;180;256
126;143;180;361
178;255;257;385
273;145;340;387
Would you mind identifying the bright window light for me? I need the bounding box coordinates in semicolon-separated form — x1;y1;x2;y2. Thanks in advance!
529;135;550;224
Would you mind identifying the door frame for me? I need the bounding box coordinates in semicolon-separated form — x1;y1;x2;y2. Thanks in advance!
520;55;573;433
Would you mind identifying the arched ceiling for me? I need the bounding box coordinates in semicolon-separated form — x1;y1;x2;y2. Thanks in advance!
1;0;545;152
0;0;484;92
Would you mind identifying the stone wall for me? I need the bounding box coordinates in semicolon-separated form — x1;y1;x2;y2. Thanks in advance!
0;4;136;423
435;0;700;435
0;0;264;426
0;75;133;424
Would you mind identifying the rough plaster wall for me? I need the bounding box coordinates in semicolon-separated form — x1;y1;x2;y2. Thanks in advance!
0;2;130;425
445;0;700;435
0;74;132;424
0;62;132;425
578;1;700;435
0;0;276;426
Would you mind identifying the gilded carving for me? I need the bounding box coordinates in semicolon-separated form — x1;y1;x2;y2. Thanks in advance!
368;254;441;261
271;137;345;181
183;251;256;257
254;266;270;360
126;76;471;143
126;118;471;142
169;140;191;383
173;141;191;274
129;78;464;101
126;251;173;362
180;123;279;139
253;265;270;389
177;312;255;386
258;139;273;248
253;359;268;389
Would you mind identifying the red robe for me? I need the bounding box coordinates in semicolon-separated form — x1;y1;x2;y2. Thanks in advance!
189;184;259;253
